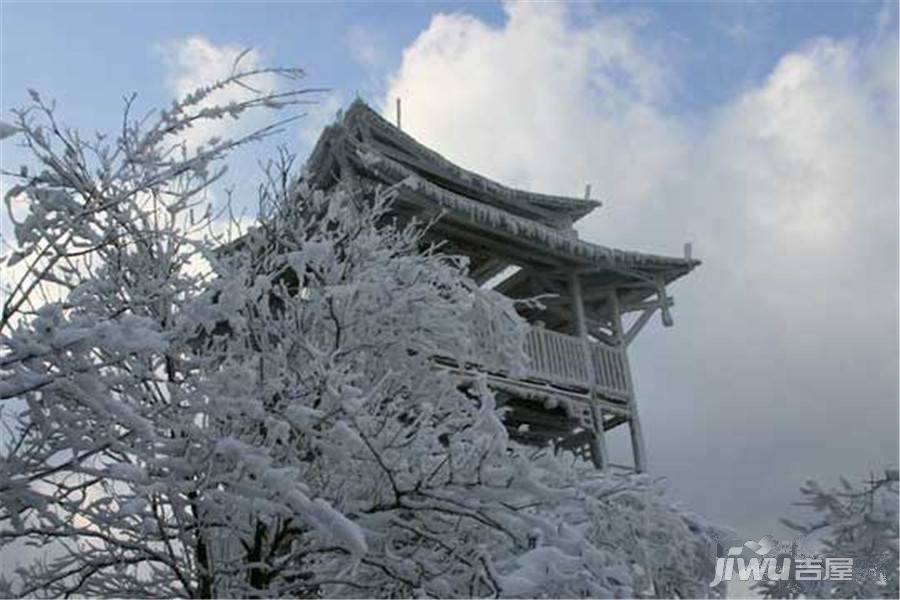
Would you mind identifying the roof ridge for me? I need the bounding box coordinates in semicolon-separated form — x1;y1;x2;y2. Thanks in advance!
343;99;601;219
356;146;699;271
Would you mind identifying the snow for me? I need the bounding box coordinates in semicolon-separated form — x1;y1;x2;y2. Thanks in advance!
356;144;696;272
0;120;21;141
0;82;724;598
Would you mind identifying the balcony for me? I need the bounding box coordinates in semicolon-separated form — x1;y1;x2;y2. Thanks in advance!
522;326;630;401
439;322;632;406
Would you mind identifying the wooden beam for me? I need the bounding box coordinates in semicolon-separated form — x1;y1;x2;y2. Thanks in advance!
571;272;609;471
608;290;646;473
602;414;629;431
435;363;632;416
495;267;567;299
625;296;674;313
606;266;674;328
509;429;559;446
572;263;684;318
494;267;538;295
570;273;589;339
556;429;593;451
658;288;675;327
471;258;510;285
504;403;579;432
588;327;617;346
624;306;656;346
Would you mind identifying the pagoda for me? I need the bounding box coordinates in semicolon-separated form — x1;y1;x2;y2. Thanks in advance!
305;100;699;472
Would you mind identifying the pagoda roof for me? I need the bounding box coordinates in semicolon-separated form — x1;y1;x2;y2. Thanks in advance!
304;99;699;307
307;99;600;229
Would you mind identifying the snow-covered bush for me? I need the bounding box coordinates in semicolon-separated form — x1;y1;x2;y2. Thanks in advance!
1;76;725;598
754;471;899;599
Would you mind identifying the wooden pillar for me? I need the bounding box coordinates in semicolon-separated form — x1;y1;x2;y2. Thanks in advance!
608;290;647;472
569;272;608;471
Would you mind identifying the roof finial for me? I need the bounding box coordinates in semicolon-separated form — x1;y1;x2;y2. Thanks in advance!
396;97;402;130
584;183;592;201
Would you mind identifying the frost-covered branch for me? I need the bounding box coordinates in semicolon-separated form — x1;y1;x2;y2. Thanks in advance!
1;77;724;598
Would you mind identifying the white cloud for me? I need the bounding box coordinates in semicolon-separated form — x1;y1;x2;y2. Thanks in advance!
382;3;673;198
383;2;898;533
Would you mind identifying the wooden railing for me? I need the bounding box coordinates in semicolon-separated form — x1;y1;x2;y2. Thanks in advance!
523;327;591;387
446;303;632;401
523;327;630;399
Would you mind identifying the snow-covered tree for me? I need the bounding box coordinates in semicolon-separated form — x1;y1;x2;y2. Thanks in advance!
0;66;325;597
754;470;899;599
1;74;725;598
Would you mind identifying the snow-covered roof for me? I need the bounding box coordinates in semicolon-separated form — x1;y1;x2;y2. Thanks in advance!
358;146;695;271
307;99;600;229
305;99;699;290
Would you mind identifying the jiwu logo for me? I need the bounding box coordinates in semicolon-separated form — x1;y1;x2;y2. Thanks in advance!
709;536;791;587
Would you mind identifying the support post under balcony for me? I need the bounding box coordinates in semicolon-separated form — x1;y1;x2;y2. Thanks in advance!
569;271;608;471
609;290;647;472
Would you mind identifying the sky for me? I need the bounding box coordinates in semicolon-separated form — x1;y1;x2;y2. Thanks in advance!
1;0;898;560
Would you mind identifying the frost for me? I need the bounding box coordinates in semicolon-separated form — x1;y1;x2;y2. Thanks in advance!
756;473;899;599
106;463;148;484
0;120;21;141
308;498;368;556
0;86;722;599
117;497;149;517
348;129;693;273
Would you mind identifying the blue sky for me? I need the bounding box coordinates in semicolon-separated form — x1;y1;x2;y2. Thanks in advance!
3;1;894;214
2;0;898;557
0;2;498;130
1;1;892;140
